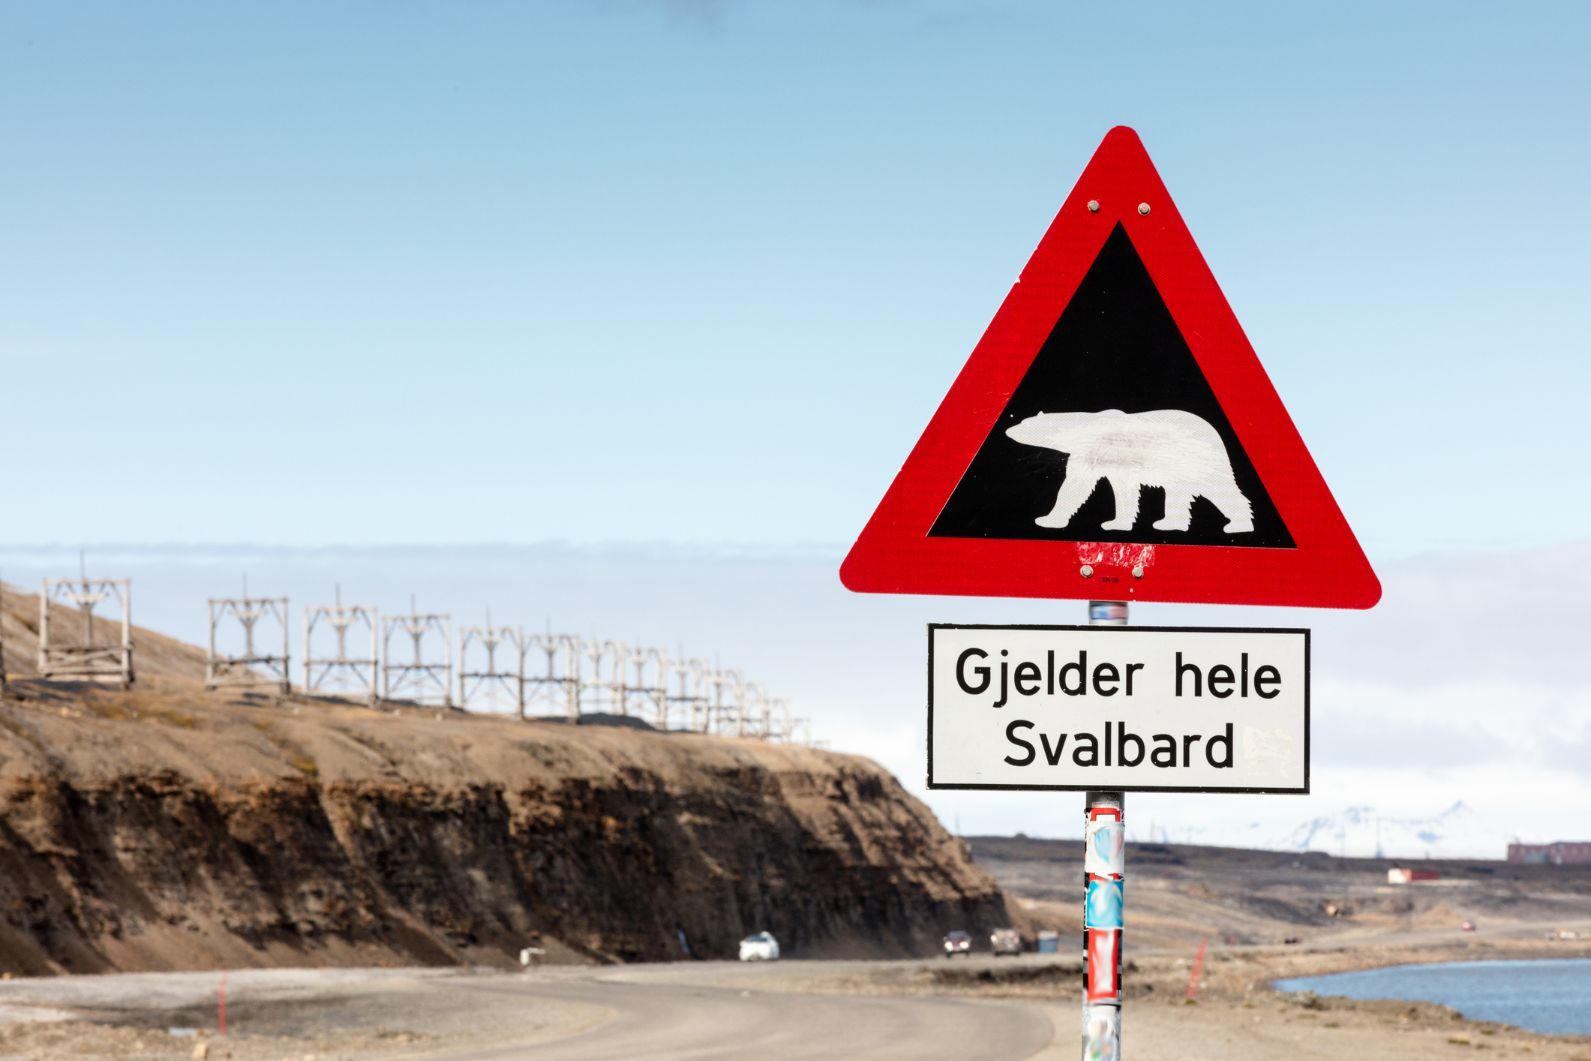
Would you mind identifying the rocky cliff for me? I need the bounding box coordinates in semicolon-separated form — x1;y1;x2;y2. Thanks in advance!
0;592;1006;974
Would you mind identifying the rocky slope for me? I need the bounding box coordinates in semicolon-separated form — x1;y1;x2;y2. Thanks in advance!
0;588;1008;975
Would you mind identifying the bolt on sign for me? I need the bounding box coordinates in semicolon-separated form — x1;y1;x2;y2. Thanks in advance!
840;126;1378;1061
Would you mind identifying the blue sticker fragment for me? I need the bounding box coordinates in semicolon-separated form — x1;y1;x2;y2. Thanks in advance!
1085;878;1124;929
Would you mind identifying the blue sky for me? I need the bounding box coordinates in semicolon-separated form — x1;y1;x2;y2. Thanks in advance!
4;1;1589;555
4;3;1591;852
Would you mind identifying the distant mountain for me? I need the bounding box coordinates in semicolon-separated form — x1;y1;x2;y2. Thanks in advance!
1263;801;1513;860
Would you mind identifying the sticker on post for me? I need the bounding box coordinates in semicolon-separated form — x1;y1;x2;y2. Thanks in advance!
1084;877;1124;930
1084;817;1125;877
1086;930;1122;1002
1084;1006;1120;1061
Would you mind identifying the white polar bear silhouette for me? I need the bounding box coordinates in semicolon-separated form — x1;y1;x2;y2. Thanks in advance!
1005;409;1254;534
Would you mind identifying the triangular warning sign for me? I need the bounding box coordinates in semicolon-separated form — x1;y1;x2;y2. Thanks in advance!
841;126;1379;609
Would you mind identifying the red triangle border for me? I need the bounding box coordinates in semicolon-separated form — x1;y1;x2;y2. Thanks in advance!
840;126;1380;609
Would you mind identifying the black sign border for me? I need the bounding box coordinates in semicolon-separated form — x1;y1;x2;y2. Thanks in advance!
927;623;1311;794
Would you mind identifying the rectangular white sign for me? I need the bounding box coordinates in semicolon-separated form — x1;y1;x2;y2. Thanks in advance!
928;625;1308;793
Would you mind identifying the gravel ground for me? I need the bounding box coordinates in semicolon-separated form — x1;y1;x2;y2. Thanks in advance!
4;943;1591;1060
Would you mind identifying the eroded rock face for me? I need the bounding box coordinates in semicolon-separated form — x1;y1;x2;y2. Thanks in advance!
0;696;1008;974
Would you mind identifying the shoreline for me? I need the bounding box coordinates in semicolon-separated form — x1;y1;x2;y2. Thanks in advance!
1261;945;1591;1042
843;937;1591;1057
1161;939;1591;1056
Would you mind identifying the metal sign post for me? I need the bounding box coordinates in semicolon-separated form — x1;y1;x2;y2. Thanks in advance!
1084;601;1127;1061
840;125;1379;1061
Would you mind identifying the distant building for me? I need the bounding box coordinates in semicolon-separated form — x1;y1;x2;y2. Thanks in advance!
1508;842;1591;865
1388;867;1440;884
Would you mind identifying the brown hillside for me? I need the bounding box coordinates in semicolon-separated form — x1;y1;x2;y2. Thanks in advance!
0;594;1008;975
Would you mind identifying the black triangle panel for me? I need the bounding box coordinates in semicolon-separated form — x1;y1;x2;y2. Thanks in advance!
930;224;1293;548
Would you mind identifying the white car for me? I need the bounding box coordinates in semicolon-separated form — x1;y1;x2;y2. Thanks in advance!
738;932;780;961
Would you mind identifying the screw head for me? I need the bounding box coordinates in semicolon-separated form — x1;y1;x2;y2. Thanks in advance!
1080;564;1095;578
1137;202;1151;215
1087;199;1100;213
1132;565;1144;579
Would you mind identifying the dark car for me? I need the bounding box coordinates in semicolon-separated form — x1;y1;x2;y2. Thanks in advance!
943;930;972;958
990;927;1023;956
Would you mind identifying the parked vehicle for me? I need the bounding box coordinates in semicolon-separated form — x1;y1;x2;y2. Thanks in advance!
738;932;781;961
990;927;1023;956
943;930;973;958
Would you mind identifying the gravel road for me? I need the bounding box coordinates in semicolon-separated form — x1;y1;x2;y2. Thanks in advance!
5;948;1591;1060
0;961;1056;1060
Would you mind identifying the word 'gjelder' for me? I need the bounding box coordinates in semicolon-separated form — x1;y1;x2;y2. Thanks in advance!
956;648;1282;709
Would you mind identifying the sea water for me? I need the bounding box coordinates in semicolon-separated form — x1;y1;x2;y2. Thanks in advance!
1275;959;1591;1035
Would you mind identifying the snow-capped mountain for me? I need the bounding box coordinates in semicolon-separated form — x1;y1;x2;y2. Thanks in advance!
1264;801;1514;860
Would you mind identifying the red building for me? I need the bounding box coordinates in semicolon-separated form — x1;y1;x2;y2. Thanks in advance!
1387;867;1440;884
1507;842;1591;865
